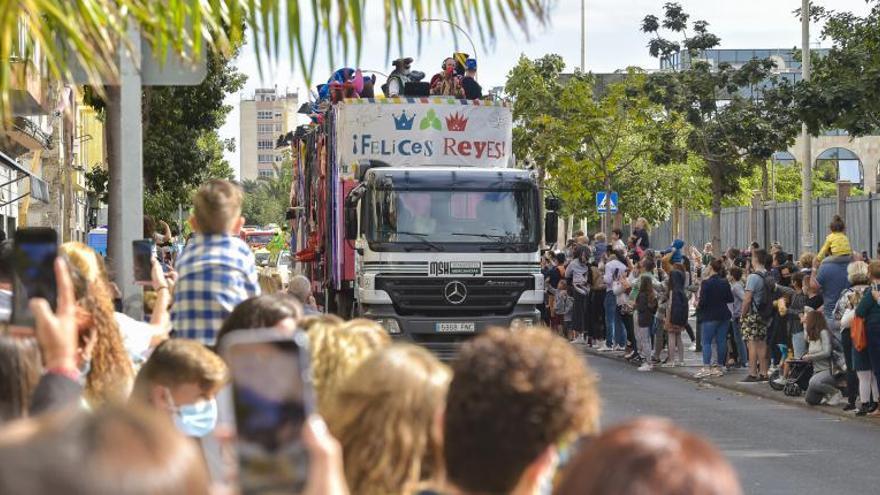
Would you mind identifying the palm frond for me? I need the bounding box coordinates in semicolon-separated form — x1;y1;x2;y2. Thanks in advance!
2;0;551;119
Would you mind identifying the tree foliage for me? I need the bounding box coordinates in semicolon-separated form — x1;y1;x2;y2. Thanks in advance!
796;1;880;136
641;2;800;246
241;163;293;227
2;0;550;119
141;49;244;221
505;55;688;227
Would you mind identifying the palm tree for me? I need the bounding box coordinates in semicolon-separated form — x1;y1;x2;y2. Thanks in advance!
1;0;550;118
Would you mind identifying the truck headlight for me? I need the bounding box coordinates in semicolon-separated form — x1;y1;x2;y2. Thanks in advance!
376;319;401;335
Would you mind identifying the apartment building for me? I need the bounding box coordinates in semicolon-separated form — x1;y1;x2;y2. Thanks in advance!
239;88;298;181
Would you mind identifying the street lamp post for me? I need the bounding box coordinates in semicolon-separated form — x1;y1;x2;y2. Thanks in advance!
416;18;478;75
801;0;814;253
581;0;586;71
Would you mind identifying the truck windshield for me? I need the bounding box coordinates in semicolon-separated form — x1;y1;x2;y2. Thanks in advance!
367;188;538;250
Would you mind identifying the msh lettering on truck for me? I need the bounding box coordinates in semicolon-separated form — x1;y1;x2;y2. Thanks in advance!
352;134;435;157
429;261;482;276
442;138;507;159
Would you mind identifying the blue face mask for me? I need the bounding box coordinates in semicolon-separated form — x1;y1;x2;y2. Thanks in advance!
167;390;218;438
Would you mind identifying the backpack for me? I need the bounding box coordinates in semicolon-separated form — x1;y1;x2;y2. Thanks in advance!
555;293;573;316
754;271;778;320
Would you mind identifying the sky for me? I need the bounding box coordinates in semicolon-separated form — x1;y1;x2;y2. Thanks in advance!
218;0;874;177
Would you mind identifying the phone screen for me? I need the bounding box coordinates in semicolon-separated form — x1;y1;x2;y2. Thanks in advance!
12;228;58;327
224;334;312;494
132;240;154;284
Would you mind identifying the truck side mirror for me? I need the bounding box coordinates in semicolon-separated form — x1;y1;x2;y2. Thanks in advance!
544;211;558;245
344;205;358;240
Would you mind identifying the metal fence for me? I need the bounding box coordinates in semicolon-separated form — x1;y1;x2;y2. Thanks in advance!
650;194;880;256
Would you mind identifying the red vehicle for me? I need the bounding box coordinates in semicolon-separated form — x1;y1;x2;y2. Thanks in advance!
240;229;275;249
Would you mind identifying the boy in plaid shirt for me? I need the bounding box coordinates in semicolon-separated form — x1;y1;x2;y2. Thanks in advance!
172;180;260;345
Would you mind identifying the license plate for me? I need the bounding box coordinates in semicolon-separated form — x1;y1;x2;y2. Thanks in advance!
435;322;475;333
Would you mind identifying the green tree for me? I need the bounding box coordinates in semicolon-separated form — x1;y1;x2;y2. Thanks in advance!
142;50;244;220
85;50;242;222
505;56;687;228
796;2;880;137
2;0;550;119
641;2;800;247
241;163;293;226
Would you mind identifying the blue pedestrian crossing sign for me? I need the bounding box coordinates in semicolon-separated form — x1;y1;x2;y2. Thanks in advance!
596;191;619;213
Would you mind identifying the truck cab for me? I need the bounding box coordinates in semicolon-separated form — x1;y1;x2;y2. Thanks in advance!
346;166;548;343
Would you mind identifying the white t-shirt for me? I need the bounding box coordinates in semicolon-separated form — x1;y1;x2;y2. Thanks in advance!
114;312;156;366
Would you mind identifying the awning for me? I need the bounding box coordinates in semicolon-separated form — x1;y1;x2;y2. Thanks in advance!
0;148;50;205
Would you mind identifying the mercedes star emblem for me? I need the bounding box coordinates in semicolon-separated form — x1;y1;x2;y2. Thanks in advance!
443;280;468;305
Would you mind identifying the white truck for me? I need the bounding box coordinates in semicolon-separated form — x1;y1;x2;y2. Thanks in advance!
289;98;558;349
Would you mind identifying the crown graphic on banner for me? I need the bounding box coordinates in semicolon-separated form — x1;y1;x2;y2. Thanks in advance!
445;111;468;132
392;111;416;130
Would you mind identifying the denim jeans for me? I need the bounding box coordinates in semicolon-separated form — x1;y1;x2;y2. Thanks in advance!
730;318;747;366
701;320;729;366
604;291;626;347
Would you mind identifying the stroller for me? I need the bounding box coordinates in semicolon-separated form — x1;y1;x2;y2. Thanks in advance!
769;359;813;397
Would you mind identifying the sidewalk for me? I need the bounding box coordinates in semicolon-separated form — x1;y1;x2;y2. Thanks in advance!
579;341;879;424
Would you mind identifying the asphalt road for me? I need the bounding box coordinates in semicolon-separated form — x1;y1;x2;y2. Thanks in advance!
590;355;880;495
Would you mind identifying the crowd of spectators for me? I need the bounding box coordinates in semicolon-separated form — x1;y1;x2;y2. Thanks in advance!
0;180;750;494
541;214;880;416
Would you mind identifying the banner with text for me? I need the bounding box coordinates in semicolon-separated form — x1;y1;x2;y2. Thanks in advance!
336;99;513;171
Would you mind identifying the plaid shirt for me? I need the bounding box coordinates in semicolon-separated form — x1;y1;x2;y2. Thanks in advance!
172;234;260;345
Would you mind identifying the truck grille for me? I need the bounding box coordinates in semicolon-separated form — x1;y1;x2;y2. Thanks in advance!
374;276;535;317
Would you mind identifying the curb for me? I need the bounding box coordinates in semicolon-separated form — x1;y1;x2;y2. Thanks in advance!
581;346;879;424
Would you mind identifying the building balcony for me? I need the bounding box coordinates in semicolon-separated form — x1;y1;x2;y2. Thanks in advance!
1;116;52;154
9;58;49;115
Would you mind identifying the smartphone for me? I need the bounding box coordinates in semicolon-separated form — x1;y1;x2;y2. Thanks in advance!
220;329;314;495
132;239;154;284
11;228;58;327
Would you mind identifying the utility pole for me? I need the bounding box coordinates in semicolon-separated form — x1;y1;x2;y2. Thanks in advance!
580;0;586;71
801;0;814;253
107;23;145;319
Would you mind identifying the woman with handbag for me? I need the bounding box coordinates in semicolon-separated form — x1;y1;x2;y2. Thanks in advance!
834;261;873;414
854;260;880;416
803;311;845;406
604;250;629;352
566;245;592;345
662;265;689;367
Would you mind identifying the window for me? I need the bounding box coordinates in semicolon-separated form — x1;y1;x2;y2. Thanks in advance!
258;140;274;150
275;155;284;162
274;112;283;118
718;51;736;63
257;111;274;120
274;123;283;132
257;123;274;134
258;169;275;179
258;154;274;163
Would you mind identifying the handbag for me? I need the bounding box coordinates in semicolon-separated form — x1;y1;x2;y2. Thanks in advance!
852;315;868;352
